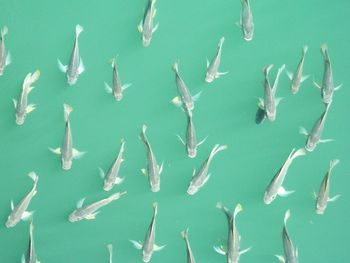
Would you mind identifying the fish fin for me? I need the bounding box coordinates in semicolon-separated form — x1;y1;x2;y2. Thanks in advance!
21;210;34;221
154;244;166;251
176;134;185;145
78;58;85;74
107;244;113;261
26;104;36;113
85;212;99;220
277;186;295;197
206;57;210;68
275;255;286;263
158;162;164;174
299;126;309;136
284;209;291;225
171;96;182;107
313;80;321;89
301;74;310;82
76;197;85;209
114;176;124;185
286;70;293;80
192;169;196;177
104;82;113;93
6;51;11;66
49;147;61;155
73;149;86;159
290;148;306;160
109;191;127;201
141;168;148;176
181;228;189;239
122;83;132;90
152;23;159;33
235;20;242;29
130;240;143;249
75;24;84;38
239;246;252;255
328;194;341;202
153;7;157;17
312;191;317;200
137;21;143;33
10;200;14;210
329;159;340;172
213;245;226;255
63;103;73;121
12;98;17;108
257;97;264;109
28;171;38;185
57;59;68;73
233;203;243;219
1;25;8;37
192;91;202;101
319;138;334;143
26;85;35;94
302;45;308;55
21;254;25;263
334;83;342;91
217;71;228;77
202;173;211;185
197;136;208;146
275;97;283;106
99;167;105;179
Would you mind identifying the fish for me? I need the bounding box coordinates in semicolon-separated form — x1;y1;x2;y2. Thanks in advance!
130;203;166;262
13;70;41;125
315;159;341;215
187;144;227;195
49;104;85;170
275;210;298;263
314;44;341;104
286;46;309;94
177;108;207;158
181;228;197;263
138;0;159;47
263;148;306;205
140;125;163;192
205;37;228;83
107;244;113;263
171;62;201;111
299;103;333;152
239;0;254;41
68;191;127;222
6;172;38;228
58;24;85;86
0;25;11;76
214;203;251;263
258;64;285;122
100;139;125;191
21;221;40;263
104;57;132;101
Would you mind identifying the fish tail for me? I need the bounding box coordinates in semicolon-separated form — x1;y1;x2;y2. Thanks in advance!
263;64;273;75
75;24;84;38
110;191;127;201
216;201;223;209
218;37;225;48
120;138;126;152
284;209;291;226
290;148;306;160
140;124;149;144
181;228;189;239
153;202;158;215
302;45;308;56
63;103;73;122
172;62;179;73
1;26;8;38
329;159;340;173
109;57;117;68
233;203;243;219
28;171;39;186
210;144;228;159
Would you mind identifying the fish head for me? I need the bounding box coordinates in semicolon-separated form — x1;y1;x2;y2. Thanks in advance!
205;72;215;83
5;215;17;228
142;35;152;47
187;148;197;158
115;92;123;101
68;211;79;222
263;191;276;205
305;139;316;152
151;183;160;192
103;181;113;192
291;85;299;95
316;203;325;215
62;159;72;170
67;75;78;86
15;113;25;125
243;28;254;42
142;251;152;262
266;110;276;122
187;183;198;195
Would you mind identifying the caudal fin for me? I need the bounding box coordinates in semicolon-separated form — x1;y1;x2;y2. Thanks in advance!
233;203;243;219
109;191;127;201
284;209;291;226
290;148;306;161
181;228;189;239
1;26;8;38
28;171;39;185
210;144;228;159
140;124;148;144
302;45;308;56
218;37;225;48
63;103;73;122
329;159;340;173
75;24;84;38
172;62;179;73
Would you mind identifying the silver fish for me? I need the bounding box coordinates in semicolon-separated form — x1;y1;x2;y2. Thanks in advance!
22;221;40;263
6;172;38;228
258;64;285;122
314;44;341;104
138;0;159;47
130;203;166;262
286;46;309;94
275;210;298;263
0;25;11;75
100;139;125;191
205;37;228;83
49;104;85;170
172;62;201;111
315;159;341;215
68;191;126;222
214;203;251;263
13;70;41;125
107;244;113;263
140;125;163;192
58;24;85;86
263;148;306;205
299;103;333;152
181;228;197;263
240;0;254;41
104;57;132;101
177;108;207;158
187;144;227;195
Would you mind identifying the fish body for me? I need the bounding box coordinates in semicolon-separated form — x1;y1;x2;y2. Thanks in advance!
13;70;40;125
264;148;306;204
68;191;126;222
205;37;227;83
138;0;159;47
187;144;227;195
0;26;11;75
240;0;254;41
181;228;196;263
6;172;38;228
286;46;309;94
22;221;40;263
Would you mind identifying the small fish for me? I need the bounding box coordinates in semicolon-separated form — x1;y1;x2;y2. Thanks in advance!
239;0;254;41
172;62;201;111
263;148;306;205
107;244;113;263
314;44;341;104
181;228;197;263
22;221;40;263
130;203;166;262
275;210;298;263
214;203;251;263
140;125;163;192
58;24;85;86
104;57;132;101
13;70;41;125
68;191;126;222
100;139;125;191
315;159;341;215
0;25;11;75
286;46;309;94
177;108;207;158
138;0;159;47
6;172;39;228
187;144;227;195
299;103;333;152
258;64;285;122
205;37;228;83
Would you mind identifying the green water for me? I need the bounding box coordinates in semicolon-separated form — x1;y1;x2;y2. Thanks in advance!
0;0;349;262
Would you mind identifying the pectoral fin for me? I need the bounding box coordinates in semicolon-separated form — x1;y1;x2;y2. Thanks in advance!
114;176;124;185
176;134;185;145
258;97;264;109
49;147;61;155
159;162;164;174
99;168;105;179
277;186;295;197
137;22;143;33
26;104;36;113
319;138;334;143
141;168;148;176
78;58;85;74
301;74;310;82
21;211;34;221
152;23;159;33
85;212;99;220
12;99;17;108
334;83;342;91
76;198;85;209
313;80;321;89
328;194;341;202
10;200;14;210
275;255;286;263
171;96;182;107
6;52;11;66
73;149;86;159
154;244;166;251
192;91;202;101
239;246;252;255
213;245;227;255
299;126;309;136
57;59;68;73
122;83;132;90
286;70;293;80
130;240;143;250
104;82;113;94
